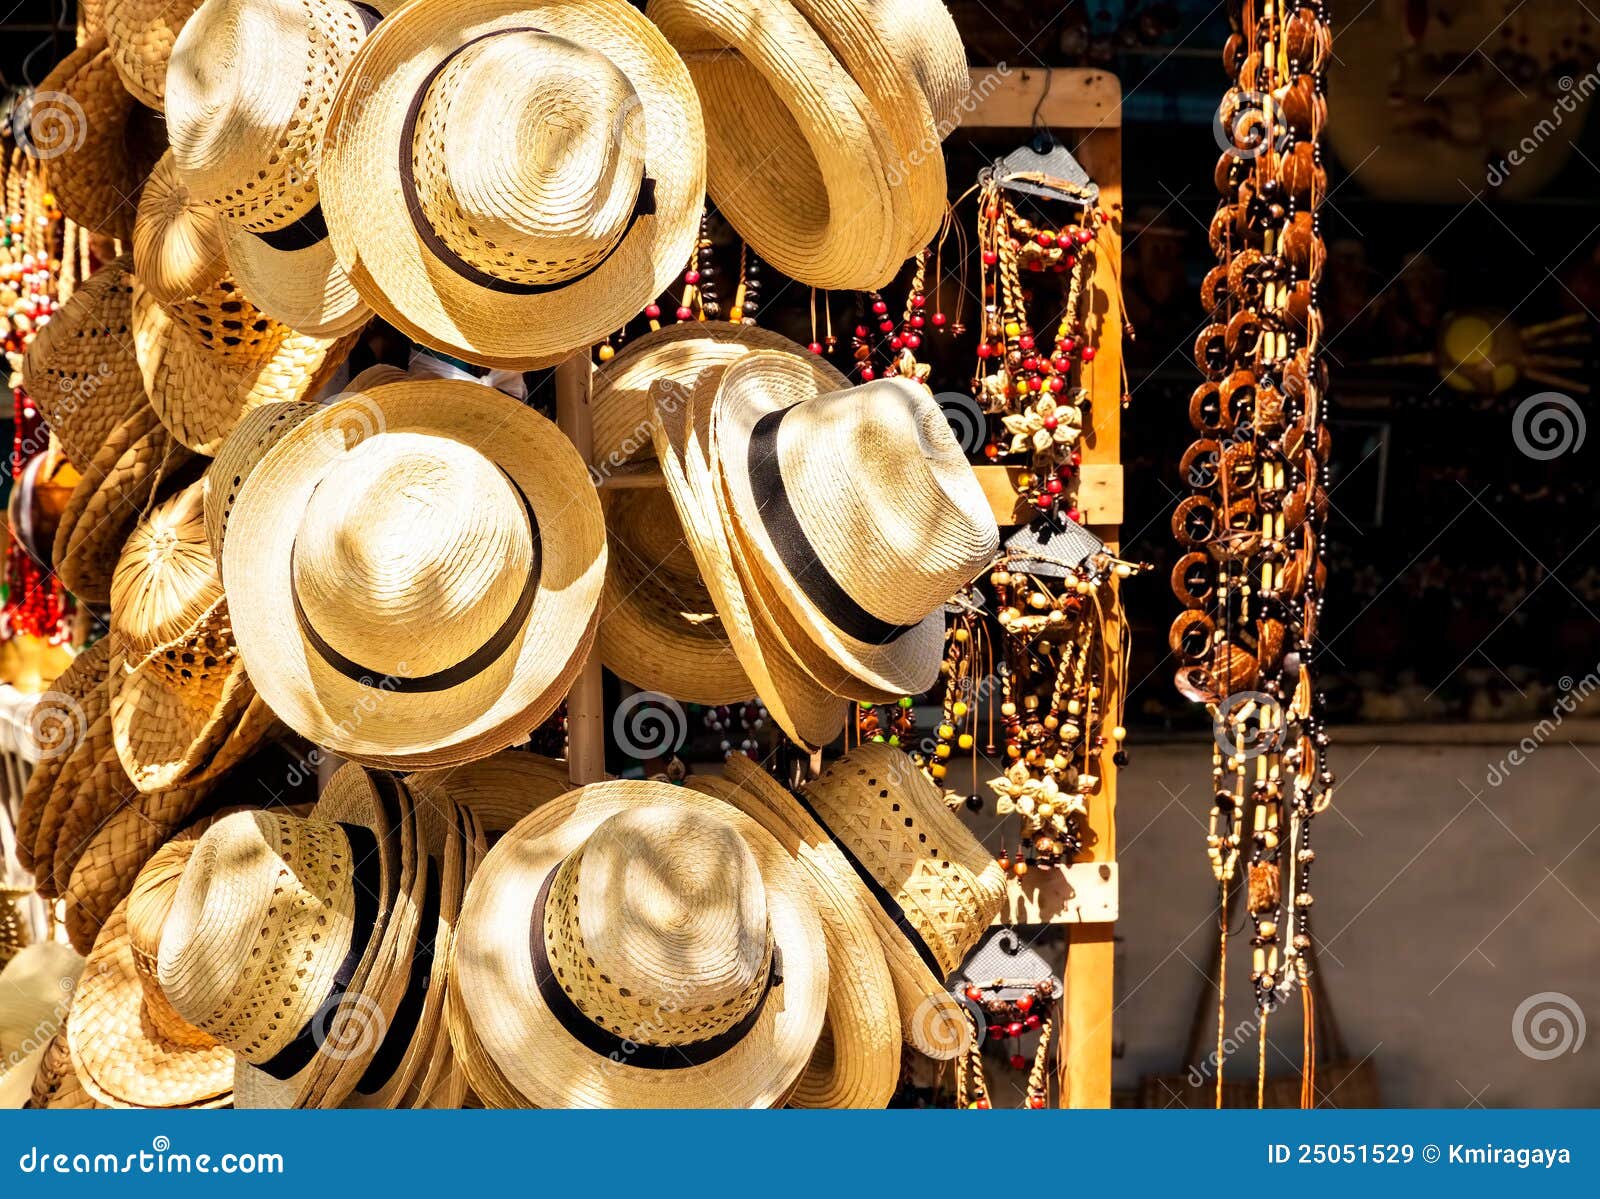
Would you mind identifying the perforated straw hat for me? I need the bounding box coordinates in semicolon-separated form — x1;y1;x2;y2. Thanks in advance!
451;781;827;1108
320;0;707;369
222;380;607;770
644;0;966;290
103;0;205;110
801;743;1008;1060
711;352;1000;697
167;0;393;336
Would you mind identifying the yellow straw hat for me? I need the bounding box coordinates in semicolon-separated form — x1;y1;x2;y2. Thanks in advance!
102;0;205;110
711;352;999;697
643;0;966;289
801;743;1007;1060
451;781;827;1108
222;380;607;769
20;255;148;472
320;0;707;369
132;151;227;305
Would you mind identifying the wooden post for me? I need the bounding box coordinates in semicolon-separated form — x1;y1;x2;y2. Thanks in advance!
555;352;607;786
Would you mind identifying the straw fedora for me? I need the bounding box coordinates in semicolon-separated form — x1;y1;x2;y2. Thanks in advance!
167;0;393;337
644;0;966;289
689;756;900;1108
130;277;358;456
20;255;147;472
592;324;845;706
451;781;827;1108
29;36;166;241
66;841;234;1109
650;383;847;751
320;0;707;369
102;0;205;110
802;743;1007;1059
223;380;607;770
52;405;200;606
160;765;425;1109
407;749;573;842
132;152;227;305
108;478;273;794
712;351;999;697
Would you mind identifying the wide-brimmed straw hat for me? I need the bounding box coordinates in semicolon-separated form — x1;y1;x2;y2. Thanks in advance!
108;478;272;794
130;277;358;455
159;765;425;1109
67;840;234;1109
650;383;846;750
320;0;706;369
20;255;148;472
689;756;900;1108
167;0;392;337
29;36;166;241
451;781;827;1108
712;352;999;697
132;152;227;305
592;324;845;706
223;380;607;769
801;743;1007;1059
644;0;966;289
102;0;205;110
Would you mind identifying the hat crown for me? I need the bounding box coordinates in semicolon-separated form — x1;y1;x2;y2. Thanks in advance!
292;432;536;681
164;276;290;367
545;806;774;1046
412;32;648;288
126;839;219;1050
110;480;224;660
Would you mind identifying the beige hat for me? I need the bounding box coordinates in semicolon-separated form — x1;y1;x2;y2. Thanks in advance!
649;382;847;751
689;757;901;1108
132;152;228;305
802;743;1007;1059
167;0;393;337
320;0;707;369
20;255;148;472
406;749;573;842
28;36;166;241
0;943;83;1107
644;0;966;289
222;380;607;769
102;0;205;110
451;781;827;1108
592;324;846;706
202;401;320;560
712;352;999;697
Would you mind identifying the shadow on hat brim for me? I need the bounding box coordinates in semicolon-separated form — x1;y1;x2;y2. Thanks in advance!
223;219;373;340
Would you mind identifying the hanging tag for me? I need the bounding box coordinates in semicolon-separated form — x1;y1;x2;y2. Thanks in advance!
951;927;1061;1002
983;135;1101;207
1002;515;1106;579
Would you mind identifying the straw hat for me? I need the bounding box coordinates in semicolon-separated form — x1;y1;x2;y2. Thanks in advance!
29;36;166;241
407;749;573;841
592;324;845;706
223;380;607;769
108;478;272;794
451;781;827;1108
66;841;234;1109
130;277;358;456
801;743;1007;1059
52;404;200;607
644;0;966;289
203;401;320;560
650;382;846;750
21;668;115;895
167;0;393;337
102;0;205;110
132;152;227;305
689;756;900;1108
160;766;425;1109
20;255;147;472
320;0;706;369
712;352;999;697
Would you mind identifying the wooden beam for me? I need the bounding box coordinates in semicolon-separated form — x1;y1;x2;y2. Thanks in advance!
976;463;1122;527
964;67;1122;132
555;353;607;787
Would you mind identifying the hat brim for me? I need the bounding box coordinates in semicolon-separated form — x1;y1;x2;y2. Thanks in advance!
223;380;606;769
453;780;827;1108
320;0;705;370
406;749;573;842
222;218;373;340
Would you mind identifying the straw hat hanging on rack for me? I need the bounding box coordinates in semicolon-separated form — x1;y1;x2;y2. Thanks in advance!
711;351;1000;697
166;0;399;337
644;0;966;289
451;781;828;1108
407;749;573;843
29;36;166;241
102;0;206;110
222;379;607;769
802;742;1008;1060
132;153;227;305
20;256;148;472
319;0;706;369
